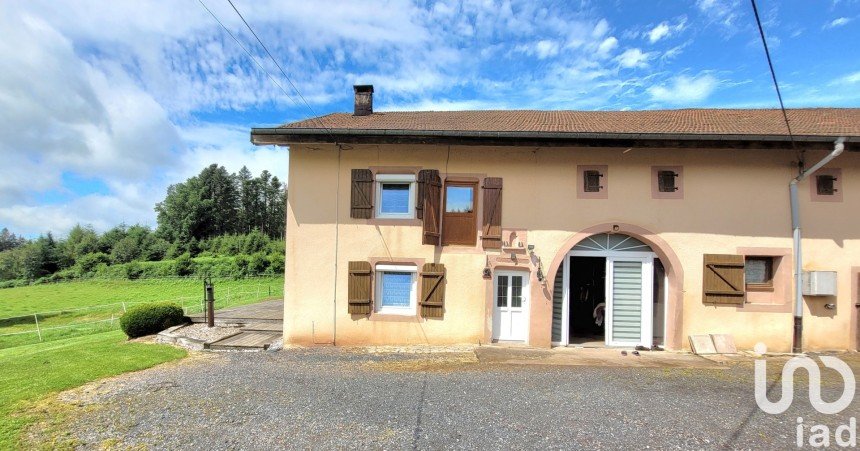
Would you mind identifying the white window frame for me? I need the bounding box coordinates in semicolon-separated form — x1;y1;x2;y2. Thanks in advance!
374;264;418;315
375;174;416;219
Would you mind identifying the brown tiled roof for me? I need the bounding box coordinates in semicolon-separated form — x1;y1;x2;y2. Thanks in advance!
282;108;860;137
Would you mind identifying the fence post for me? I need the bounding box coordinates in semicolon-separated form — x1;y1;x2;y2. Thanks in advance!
110;313;115;328
122;302;127;313
34;314;42;342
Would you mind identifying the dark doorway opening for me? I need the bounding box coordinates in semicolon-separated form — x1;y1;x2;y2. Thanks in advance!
568;256;606;346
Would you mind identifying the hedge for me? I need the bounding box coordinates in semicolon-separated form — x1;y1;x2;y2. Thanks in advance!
119;302;186;338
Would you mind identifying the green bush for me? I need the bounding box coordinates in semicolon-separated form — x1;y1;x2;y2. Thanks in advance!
268;253;285;274
76;252;110;274
232;254;249;276
0;279;27;289
174;253;195;276
248;252;269;275
119;302;186;338
48;268;78;282
242;231;269;255
125;261;144;280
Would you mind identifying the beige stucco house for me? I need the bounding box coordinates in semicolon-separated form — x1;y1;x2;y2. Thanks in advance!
252;85;860;352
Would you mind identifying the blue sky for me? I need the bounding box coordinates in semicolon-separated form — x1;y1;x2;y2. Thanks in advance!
1;0;859;236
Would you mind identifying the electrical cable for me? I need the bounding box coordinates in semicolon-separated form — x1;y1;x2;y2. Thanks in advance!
225;0;339;142
750;0;801;165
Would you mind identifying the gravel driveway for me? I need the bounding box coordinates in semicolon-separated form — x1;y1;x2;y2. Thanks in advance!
44;347;860;450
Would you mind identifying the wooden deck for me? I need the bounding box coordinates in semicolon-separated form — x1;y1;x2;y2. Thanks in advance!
190;300;284;350
189;300;283;324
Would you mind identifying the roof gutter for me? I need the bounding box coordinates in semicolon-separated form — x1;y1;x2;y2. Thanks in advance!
251;127;855;149
789;137;846;354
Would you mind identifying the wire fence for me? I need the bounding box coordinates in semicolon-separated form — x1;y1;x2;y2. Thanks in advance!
0;277;284;349
1;272;283;288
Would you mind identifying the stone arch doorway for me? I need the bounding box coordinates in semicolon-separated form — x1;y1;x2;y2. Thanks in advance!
543;224;684;350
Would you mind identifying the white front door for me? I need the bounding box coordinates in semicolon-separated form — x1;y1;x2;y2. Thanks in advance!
605;257;653;347
493;272;529;341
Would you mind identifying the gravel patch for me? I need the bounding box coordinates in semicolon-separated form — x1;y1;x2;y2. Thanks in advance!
172;323;243;342
43;348;860;450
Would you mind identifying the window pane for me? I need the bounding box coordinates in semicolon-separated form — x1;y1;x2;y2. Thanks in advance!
381;272;412;307
380;183;410;214
496;276;508;307
446;186;473;213
511;276;523;308
745;258;770;284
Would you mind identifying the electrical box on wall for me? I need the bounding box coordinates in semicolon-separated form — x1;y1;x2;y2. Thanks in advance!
802;271;837;296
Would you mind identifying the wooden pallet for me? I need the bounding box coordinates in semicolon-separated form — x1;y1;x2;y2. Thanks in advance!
207;331;281;350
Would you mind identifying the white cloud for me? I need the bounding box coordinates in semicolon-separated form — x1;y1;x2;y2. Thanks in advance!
592;19;610;38
647;17;687;43
647;74;719;104
696;0;741;32
380;98;508;112
833;71;860;85
176;123;288;184
615;48;652;68
648;23;671;43
535;40;560;59
0;13;179;202
596;37;619;57
824;17;852;29
0;196;152;236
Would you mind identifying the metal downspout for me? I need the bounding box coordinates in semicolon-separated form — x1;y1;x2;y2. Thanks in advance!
789;137;845;353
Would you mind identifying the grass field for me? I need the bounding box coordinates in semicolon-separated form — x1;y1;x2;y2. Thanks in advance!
0;331;187;449
0;276;284;348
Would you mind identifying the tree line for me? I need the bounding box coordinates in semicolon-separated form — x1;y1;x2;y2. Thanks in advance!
0;164;287;285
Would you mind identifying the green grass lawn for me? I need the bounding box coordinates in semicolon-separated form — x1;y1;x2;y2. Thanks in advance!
0;330;186;449
0;277;284;318
0;277;284;348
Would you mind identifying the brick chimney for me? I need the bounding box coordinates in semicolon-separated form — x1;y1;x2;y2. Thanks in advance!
353;85;374;116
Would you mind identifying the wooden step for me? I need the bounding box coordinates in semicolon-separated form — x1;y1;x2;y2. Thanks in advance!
207;331;281;350
242;322;283;332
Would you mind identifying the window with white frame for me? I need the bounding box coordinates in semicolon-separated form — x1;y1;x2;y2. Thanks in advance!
375;264;418;315
376;174;416;219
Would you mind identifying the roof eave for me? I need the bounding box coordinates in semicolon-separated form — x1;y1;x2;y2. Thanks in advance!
250;127;856;151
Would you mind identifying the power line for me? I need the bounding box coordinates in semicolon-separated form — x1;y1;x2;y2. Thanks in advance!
196;0;301;110
225;0;337;138
750;0;798;161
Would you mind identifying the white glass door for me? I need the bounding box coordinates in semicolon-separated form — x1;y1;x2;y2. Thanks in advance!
493;272;529;341
605;257;653;347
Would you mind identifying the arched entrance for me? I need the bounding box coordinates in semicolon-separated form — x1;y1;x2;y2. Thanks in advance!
543;224;683;349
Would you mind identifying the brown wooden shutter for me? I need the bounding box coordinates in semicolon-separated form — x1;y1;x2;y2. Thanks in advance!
350;169;374;219
482;177;503;249
421;170;442;245
584;170;603;192
416;170;431;219
347;261;372;314
703;254;745;304
419;263;445;318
